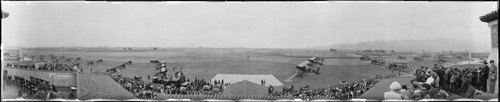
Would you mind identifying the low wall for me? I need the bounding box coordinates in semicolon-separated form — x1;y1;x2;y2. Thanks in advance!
4;67;77;87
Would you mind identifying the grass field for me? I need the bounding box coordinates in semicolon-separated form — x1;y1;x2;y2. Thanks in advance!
12;48;409;99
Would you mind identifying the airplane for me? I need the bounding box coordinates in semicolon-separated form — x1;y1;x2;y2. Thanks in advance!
150;59;161;63
154;66;167;77
295;60;320;75
308;55;325;65
285;55;323;82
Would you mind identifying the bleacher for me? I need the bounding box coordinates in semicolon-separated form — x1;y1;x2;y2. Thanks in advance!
4;75;58;99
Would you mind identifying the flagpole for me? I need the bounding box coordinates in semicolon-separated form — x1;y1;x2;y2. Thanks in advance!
468;50;471;68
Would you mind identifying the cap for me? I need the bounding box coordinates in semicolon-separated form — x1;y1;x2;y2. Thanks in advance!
421;84;432;91
70;87;77;91
389;81;402;90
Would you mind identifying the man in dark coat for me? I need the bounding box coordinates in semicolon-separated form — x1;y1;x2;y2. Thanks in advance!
33;84;61;100
459;72;474;96
450;72;462;94
436;67;447;89
480;65;489;92
67;87;77;99
268;85;274;94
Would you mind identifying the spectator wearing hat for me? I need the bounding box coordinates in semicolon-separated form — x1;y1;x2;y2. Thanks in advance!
384;81;403;100
411;80;424;90
479;64;489;92
428;87;448;99
33;83;62;100
425;75;435;86
67;87;77;99
487;60;497;93
463;83;476;98
33;83;50;99
399;85;411;99
413;83;432;99
427;70;440;87
459;72;474;96
449;72;462;94
414;67;426;82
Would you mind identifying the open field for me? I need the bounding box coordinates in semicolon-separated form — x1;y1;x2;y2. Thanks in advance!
6;47;492;100
9;48;415;98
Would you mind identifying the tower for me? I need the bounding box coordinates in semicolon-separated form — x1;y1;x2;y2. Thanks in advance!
480;10;498;94
18;49;22;59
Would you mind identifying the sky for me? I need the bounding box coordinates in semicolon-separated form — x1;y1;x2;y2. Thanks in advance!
1;2;497;50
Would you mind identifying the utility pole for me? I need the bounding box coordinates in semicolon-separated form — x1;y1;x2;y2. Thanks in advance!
247;52;250;61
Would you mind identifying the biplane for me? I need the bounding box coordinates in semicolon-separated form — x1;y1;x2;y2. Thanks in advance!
414;57;424;61
150;59;161;63
389;62;408;69
125;60;133;65
285;55;324;82
87;61;95;65
371;59;385;65
96;59;103;63
295;60;320;75
397;55;407;59
360;55;371;61
308;55;324;65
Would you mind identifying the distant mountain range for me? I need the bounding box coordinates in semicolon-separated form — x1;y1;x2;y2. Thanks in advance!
313;39;490;52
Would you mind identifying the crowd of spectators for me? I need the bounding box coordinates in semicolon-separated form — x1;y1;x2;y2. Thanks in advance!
268;74;399;99
4;55;83;72
110;70;229;99
384;60;497;100
5;62;78;72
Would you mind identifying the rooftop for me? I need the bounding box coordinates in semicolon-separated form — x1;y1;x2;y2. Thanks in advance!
480;10;498;22
78;73;136;100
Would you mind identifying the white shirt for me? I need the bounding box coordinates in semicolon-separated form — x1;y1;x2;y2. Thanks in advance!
384;91;402;100
425;77;434;85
